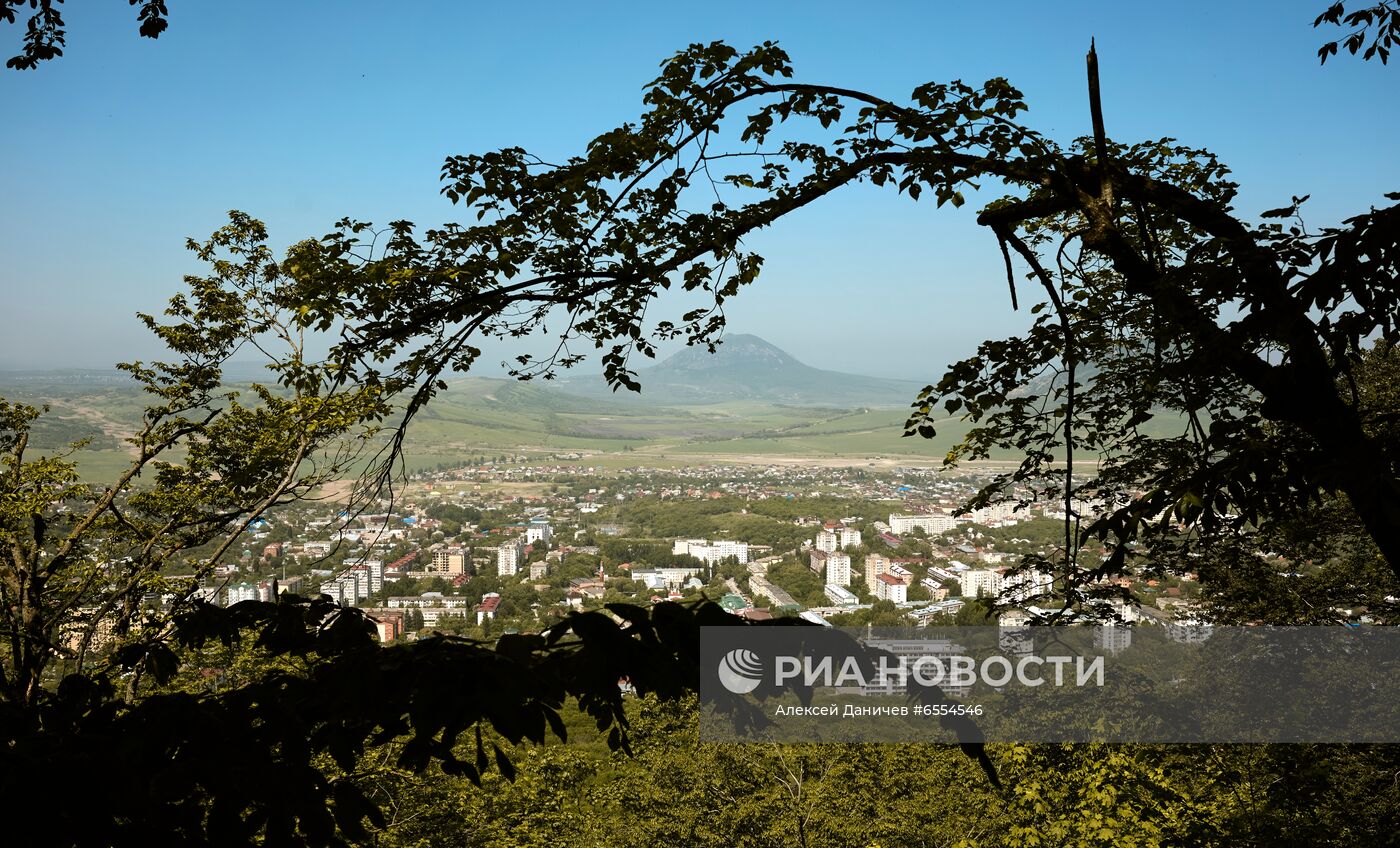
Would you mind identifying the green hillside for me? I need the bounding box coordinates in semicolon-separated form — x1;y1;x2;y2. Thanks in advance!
3;365;1202;480
554;334;925;406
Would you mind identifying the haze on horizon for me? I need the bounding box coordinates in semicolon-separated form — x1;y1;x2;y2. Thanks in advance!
2;1;1396;383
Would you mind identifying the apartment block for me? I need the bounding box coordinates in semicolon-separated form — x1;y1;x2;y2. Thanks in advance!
864;553;889;593
497;537;526;577
888;513;959;535
825;551;852;586
430;546;467;576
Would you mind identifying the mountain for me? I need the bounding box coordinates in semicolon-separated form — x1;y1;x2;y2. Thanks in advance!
555;334;923;407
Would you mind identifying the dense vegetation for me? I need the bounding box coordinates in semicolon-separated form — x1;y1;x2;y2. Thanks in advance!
355;696;1400;848
4;5;1400;847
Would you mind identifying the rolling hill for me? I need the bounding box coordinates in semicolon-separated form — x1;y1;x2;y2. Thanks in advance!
0;343;976;481
553;334;924;407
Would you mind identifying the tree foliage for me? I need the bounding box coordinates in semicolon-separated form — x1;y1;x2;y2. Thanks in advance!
0;593;731;846
5;10;1399;846
4;576;933;845
1314;1;1400;64
274;41;1400;610
2;0;169;70
0;212;391;710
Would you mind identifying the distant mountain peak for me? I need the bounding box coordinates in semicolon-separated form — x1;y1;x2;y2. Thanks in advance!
553;333;919;406
654;334;803;373
550;333;919;406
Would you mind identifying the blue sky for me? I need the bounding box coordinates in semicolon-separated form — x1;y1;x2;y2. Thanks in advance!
1;1;1396;381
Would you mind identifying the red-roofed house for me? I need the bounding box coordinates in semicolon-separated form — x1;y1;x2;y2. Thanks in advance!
370;611;405;643
876;573;908;604
475;593;501;625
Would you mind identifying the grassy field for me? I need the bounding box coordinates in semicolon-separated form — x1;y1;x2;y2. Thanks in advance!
3;372;1136;481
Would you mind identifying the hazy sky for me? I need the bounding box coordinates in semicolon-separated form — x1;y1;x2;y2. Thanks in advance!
1;1;1396;381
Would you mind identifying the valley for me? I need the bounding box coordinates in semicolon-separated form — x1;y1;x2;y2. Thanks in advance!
1;335;996;480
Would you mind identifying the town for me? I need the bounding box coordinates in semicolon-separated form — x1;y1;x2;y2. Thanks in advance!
160;457;1217;646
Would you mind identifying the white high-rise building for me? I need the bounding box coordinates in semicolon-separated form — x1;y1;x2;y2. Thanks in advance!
967;502;1029;525
227;582;259;605
674;539;749;565
1094;625;1133;655
497;537;525;577
889;514;959;535
818;525;862;551
526;522;553;544
1002;568;1053;603
319;580;348;606
708;540;749;564
960;569;1003;599
352;567;371;600
321;572;364;606
344;558;384;593
875;573;908;604
825;551;851;587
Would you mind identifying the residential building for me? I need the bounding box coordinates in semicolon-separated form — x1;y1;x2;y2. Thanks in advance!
960;569;1003;599
919;577;949;600
1093;625;1133;655
908;599;966;625
824;584;859;606
475;593;501;625
316;559;385;608
629;566;702;589
673;538;706;556
817;524;862;551
415;607;461;627
886;563;913;583
749;574;799;610
966;502;1031;525
320;578;355;607
825;551;852;587
875;573;908;604
497;536;525;577
928;563;966;583
369;611;405;643
674;538;750;565
998;610;1036;656
62;608;116;655
430;546;468;576
864;553;889;593
279;575;305;596
387;595;470;611
889;513;959;535
1002;568;1053;603
227;582;259;605
859;636;970;696
344;558;384;594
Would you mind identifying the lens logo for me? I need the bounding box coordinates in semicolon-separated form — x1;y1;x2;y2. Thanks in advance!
717;648;764;694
